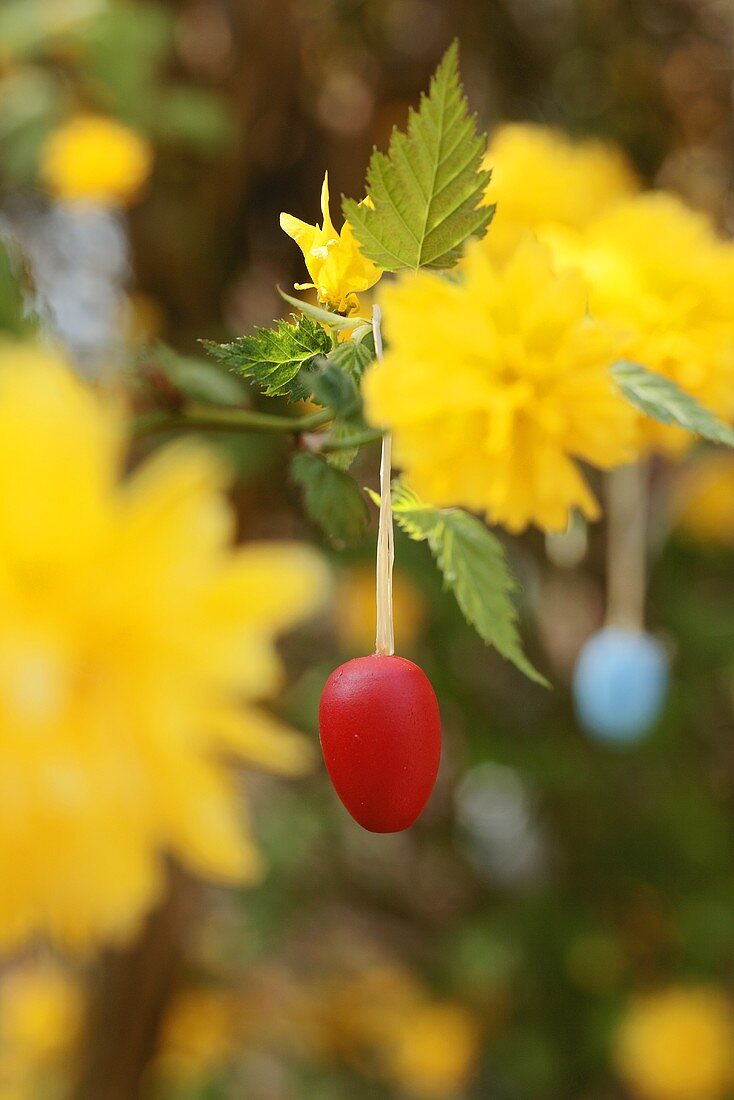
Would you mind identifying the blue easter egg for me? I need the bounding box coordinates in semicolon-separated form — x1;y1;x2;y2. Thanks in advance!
573;627;669;744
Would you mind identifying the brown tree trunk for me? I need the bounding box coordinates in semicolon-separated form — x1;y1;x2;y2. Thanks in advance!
70;866;198;1100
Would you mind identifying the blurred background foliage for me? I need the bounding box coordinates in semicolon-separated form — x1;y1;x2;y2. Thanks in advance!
2;1;734;1098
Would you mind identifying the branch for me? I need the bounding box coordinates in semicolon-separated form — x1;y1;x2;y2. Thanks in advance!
132;402;334;440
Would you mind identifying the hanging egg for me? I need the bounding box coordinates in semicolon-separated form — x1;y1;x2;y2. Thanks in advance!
572;627;669;744
319;654;441;832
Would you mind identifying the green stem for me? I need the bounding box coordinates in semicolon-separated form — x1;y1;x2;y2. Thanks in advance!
132;403;334;440
319;428;383;452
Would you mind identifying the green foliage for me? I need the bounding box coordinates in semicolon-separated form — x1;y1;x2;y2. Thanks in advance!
612;361;734;447
323;420;361;471
278;288;368;331
77;1;173;118
343;42;493;272
307;362;362;421
327;332;375;380
204;316;331;401
0;236;37;338
0;68;65;187
0;0;93;60
291;452;369;548
382;483;547;685
141;346;249;407
151;88;233;153
307;340;378;469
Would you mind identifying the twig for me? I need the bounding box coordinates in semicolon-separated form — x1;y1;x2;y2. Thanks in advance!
373;305;395;657
132;403;333;441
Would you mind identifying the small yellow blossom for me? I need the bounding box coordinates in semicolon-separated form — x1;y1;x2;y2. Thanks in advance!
280;172;382;314
615;986;734;1100
40;114;153;207
543;192;734;453
483;123;638;258
673;452;734;548
156;988;239;1080
364;235;637;533
386;1002;480;1099
321;966;480;1098
0;960;82;1096
0;343;328;951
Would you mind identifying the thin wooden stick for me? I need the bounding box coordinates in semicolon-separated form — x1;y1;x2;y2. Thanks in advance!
373;305;394;656
605;462;649;630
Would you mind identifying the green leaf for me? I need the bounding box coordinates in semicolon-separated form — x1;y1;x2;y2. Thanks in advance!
152;88;233;154
142;346;249;407
306;342;376;470
327;332;376;380
307;362;361;421
203;316;331;401
278;288;368;331
612;361;734;447
0;0;97;60
385;483;548;686
343;41;493;272
77;2;173;117
323;419;361;471
0;235;38;339
291;452;369;548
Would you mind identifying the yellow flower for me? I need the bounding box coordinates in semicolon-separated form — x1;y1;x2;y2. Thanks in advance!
0;343;328;950
364;235;637;533
0;960;82;1096
40;115;153;207
673;452;734;548
615;986;734;1100
323;966;479;1098
157;988;239;1079
544;193;734;454
484;123;638;258
280;172;382;314
386;1002;480;1099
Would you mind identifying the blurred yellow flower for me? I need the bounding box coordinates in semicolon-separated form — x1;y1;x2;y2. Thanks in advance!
0;344;328;950
40;115;153;207
365;235;637;533
329;965;423;1055
545;193;734;454
323;966;479;1098
484;123;638;258
280;172;382;314
386;1002;480;1099
336;564;427;655
156;988;239;1080
615;986;734;1100
673;452;734;548
0;960;82;1096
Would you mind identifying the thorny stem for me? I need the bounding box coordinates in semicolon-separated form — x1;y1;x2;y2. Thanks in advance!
373;305;395;657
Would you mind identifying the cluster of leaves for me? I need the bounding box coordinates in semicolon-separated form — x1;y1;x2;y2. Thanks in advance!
201;43;547;680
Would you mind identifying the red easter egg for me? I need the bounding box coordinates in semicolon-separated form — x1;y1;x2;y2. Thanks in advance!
319;654;441;833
